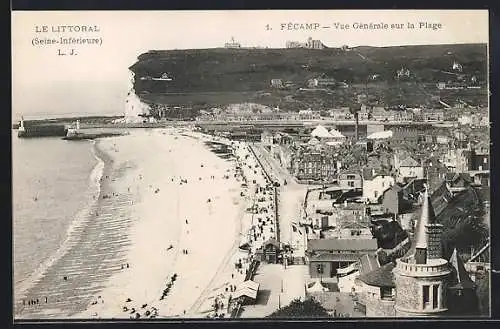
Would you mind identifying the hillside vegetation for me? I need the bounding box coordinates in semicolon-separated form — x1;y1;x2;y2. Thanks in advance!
129;44;487;110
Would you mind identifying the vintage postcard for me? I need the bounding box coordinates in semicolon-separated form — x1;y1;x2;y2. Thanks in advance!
11;10;490;320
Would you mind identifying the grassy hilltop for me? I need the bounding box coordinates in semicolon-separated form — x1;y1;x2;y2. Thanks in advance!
129;44;488;110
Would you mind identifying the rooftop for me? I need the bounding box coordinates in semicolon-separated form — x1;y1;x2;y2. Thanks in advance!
308;238;378;252
399;156;420;167
309;252;366;262
357;262;396;288
358;254;381;275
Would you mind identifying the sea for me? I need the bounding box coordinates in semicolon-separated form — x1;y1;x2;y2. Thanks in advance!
12;131;124;318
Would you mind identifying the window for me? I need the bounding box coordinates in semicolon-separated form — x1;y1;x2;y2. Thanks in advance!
381;287;393;300
347;175;356;180
432;285;439;309
374;191;379;198
423;284;440;310
316;264;324;274
348;181;355;187
423;285;430;308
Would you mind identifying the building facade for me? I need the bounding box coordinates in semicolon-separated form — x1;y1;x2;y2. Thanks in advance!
363;170;395;203
338;171;363;190
307;238;378;278
292;152;338;182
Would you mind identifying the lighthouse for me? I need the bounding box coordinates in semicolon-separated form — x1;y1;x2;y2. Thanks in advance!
19;116;25;133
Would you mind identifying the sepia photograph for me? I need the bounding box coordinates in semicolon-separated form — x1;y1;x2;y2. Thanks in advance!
11;10;490;320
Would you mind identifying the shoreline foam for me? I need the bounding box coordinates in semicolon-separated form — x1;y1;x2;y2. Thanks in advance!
14;139;105;316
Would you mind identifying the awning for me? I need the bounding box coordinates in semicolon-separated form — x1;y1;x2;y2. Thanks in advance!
233;280;260;300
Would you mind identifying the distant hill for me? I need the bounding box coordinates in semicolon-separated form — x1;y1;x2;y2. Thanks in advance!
129;44;488;109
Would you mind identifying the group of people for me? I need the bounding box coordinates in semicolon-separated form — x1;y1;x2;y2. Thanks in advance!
23;296;48;306
122;298;159;319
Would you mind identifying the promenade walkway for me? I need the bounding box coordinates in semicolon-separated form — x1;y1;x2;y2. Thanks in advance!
239;264;308;318
251;144;310;257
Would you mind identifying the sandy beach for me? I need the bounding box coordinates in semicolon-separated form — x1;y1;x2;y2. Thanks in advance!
74;129;248;319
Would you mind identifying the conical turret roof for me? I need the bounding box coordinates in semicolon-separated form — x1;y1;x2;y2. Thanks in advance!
415;188;438;249
449;248;475;289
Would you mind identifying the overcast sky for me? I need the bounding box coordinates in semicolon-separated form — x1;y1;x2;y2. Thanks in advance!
11;10;488;119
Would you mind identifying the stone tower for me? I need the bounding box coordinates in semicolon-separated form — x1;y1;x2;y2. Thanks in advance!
393;188;451;317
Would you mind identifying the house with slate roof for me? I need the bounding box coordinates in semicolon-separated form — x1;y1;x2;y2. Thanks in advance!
395;155;424;183
307;238;378;279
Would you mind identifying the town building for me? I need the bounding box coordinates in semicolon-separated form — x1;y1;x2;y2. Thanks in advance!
333;202;369;223
421;109;445;122
292;151;337;182
270;79;284;88
338;171;363;191
298;109;321;120
443;148;473;173
261;130;274;146
471;144;489;171
396;66;411;79
307;238;378;278
285;37;326;49
436;82;446;90
362;168;395;203
357;190;478;317
394;154;424;183
286;41;303;48
224;36;241;48
308;76;337;88
306;37;326;49
326;221;373;240
381;184;406;215
329;108;353;120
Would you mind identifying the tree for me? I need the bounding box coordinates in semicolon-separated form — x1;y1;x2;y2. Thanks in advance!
441;206;489;260
267;298;330;318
